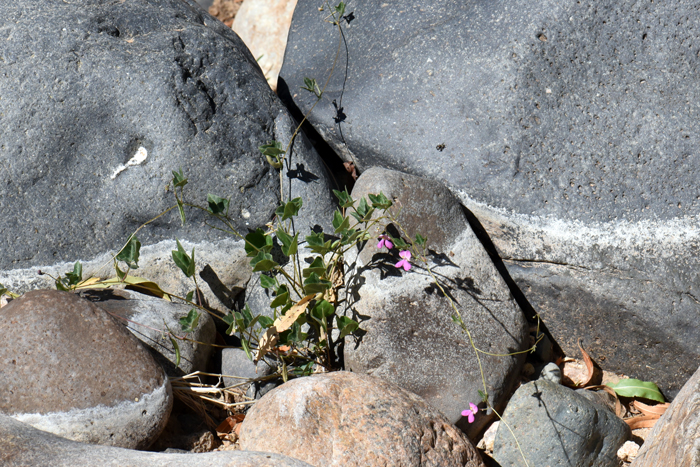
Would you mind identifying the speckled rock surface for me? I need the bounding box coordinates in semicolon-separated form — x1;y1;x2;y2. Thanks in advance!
344;168;528;436
79;288;216;376
239;371;486;467
493;380;630;467
280;0;700;397
632;364;700;467
0;0;335;306
0;290;172;448
0;413;314;467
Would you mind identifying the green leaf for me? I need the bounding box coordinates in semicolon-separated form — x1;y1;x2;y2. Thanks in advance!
277;230;299;257
311;300;335;331
250;251;278;272
241;338;252;360
223;312;236;335
276;197;303;221
260;274;278;290
186;290;195;302
332;210;350;233
303;272;332;295
259;142;285;169
241;304;254;328
176;198;186;225
305;232;332;255
170;337;181;368
478;390;489;403
337;316;359;339
301;77;321;97
287;321;307;343
451;314;461;324
65;261;83;286
607;379;665;402
179;309;200;333
117;236;141;270
333;188;355;208
392;236;408;249
0;284;7;297
334;2;346;18
302;256;326;278
172;239;195;277
115;263;127;281
270;285;290;308
172;168;188;188
207;193;229;215
291;361;315;376
415;234;427;247
244;229;273;257
368;192;392;210
258;316;274;329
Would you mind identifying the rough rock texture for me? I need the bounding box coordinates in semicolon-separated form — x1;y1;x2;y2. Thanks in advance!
0;290;172;448
0;413;314;467
280;0;700;397
493;380;630;467
632;364;700;467
232;0;298;90
344;168;528;435
239;371;486;467
79;288;216;375
0;0;335;308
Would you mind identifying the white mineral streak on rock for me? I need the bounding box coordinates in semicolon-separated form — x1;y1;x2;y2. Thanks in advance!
110;146;148;180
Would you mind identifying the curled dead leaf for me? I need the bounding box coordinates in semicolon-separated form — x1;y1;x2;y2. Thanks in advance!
254;294;315;364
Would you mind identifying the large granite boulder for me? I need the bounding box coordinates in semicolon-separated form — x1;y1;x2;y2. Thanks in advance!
0;413;314;467
0;0;335;308
280;0;700;397
239;372;486;467
344;168;528;436
0;290;171;449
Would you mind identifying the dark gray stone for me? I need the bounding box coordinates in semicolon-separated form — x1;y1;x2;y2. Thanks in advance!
0;0;335;309
220;347;277;399
0;290;171;449
343;168;528;437
493;380;630;467
79;288;216;376
280;0;700;397
0;413;315;467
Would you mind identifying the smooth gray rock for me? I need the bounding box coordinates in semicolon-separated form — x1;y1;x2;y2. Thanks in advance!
280;0;700;397
79;288;216;376
493;380;630;467
0;413;314;467
343;168;528;436
0;0;335;310
538;362;562;384
220;347;277;399
0;290;171;449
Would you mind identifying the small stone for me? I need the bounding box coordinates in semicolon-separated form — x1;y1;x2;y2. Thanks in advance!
538;362;562;384
617;440;639;463
477;421;499;452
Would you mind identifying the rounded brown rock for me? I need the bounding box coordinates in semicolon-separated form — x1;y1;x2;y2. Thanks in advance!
0;289;172;448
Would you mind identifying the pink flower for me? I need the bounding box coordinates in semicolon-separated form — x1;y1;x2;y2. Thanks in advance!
461;403;478;423
395;250;411;271
377;234;393;250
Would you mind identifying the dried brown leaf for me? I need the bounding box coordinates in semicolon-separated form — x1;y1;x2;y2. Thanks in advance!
632;400;669;417
626;415;661;429
254;294;315;364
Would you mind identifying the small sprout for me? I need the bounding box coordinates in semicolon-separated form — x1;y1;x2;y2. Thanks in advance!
395;250;412;271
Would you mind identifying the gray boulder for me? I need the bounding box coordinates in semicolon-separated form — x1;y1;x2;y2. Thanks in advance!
0;0;335;310
0;290;171;449
0;413;314;467
280;0;700;397
343;168;528;436
79;288;216;376
493;380;630;467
